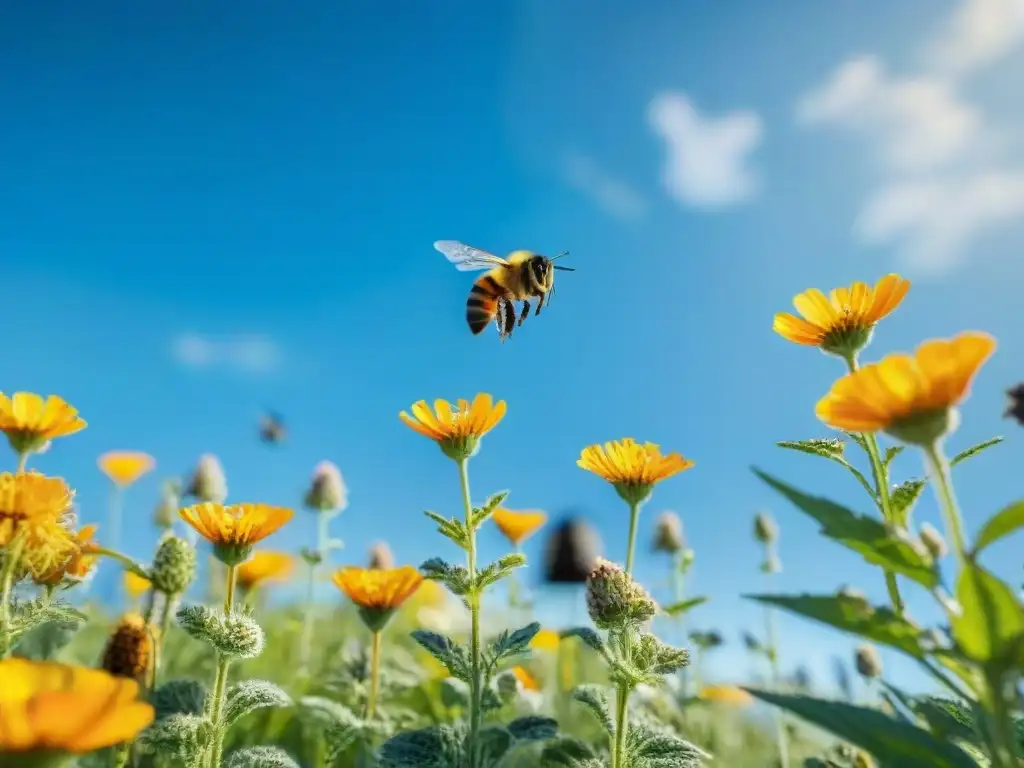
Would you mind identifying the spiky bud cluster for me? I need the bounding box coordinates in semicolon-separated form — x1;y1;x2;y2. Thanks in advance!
186;454;228;503
101;613;152;682
919;522;948;560
754;511;777;544
152;535;197;595
368;541;394;570
585;558;657;630
177;604;265;659
855;644;882;679
651;511;685;554
304;461;347;513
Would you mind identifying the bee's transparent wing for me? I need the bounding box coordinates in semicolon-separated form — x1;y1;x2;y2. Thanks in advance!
434;240;508;272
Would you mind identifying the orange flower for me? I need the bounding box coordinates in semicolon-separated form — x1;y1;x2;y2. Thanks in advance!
816;332;997;444
0;658;154;752
511;665;541;691
0;472;77;580
179;502;293;566
237;551;294;590
399;394;506;461
578;439;693;505
773;274;910;356
97;451;156;487
123;569;152;600
333;565;424;632
0;392;87;455
698;684;753;707
35;524;99;585
492;508;548;546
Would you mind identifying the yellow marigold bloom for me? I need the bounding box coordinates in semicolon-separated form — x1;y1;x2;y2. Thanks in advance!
399;393;506;461
35;524;99;585
0;392;87;456
0;658;154;753
123;569;151;599
97;451;156;487
578;439;694;506
237;551;294;590
0;472;77;580
492;508;548;546
773;274;910;357
816;332;997;445
408;578;447;610
698;684;753;707
511;665;541;692
333;565;424;632
531;628;561;652
179;502;294;566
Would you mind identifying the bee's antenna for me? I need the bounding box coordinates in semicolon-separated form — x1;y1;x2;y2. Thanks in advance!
550;251;574;271
550;251;570;261
553;266;575;272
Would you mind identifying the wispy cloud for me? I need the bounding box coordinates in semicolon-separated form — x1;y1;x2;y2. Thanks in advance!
560;151;648;220
170;333;283;374
797;0;1024;275
648;92;764;210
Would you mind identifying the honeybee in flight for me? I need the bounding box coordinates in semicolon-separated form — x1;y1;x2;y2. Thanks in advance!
434;240;574;341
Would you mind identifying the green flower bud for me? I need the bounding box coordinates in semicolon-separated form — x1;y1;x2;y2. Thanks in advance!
754;511;777;544
303;461;347;514
495;669;520;701
855;644;882;679
919;522;947;560
651;511;685;554
152;535;197;595
185;454;227;503
585;558;657;630
177;604;265;659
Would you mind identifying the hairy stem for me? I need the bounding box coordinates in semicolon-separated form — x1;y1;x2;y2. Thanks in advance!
671;553;690;702
0;536;25;660
15;451;27;473
612;501;643;768
207;564;238;768
985;670;1020;767
764;546;790;768
923;442;968;561
299;511;331;675
367;630;382;720
458;458;483;768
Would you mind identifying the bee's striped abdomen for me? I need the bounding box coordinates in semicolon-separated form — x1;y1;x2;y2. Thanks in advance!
466;272;504;335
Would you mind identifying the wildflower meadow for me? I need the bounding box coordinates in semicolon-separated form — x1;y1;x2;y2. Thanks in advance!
1;274;1022;768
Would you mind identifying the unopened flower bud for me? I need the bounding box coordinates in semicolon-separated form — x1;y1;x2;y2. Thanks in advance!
919;522;947;560
153;482;180;530
304;461;347;514
185;454;227;503
101;613;152;682
855;644;882;679
495;669;520;700
368;542;393;570
754;512;777;544
177;604;265;660
152;536;197;595
585;558;657;630
652;511;685;554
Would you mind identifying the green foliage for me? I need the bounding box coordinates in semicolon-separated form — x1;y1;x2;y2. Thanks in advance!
951;560;1024;665
972;500;1024;555
12;613;80;660
889;479;926;528
950;437;1003;467
420;558;473;596
474;552;527;592
378;724;466;768
485;622;541;675
152;679;207;719
4;597;85;652
469;491;510;530
661;597;708;618
776;438;876;499
224;746;301;768
624;722;710;767
541;737;603;768
412;629;472;681
224;680;292;727
571;685;615;734
423;511;471;550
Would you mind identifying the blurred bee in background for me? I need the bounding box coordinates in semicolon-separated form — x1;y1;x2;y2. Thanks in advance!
434;240;575;342
259;411;286;445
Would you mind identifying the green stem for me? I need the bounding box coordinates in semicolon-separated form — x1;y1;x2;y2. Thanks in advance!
457;458;483;768
152;592;176;685
984;670;1017;768
15;452;28;473
923;442;968;561
299;511;331;674
612;500;643;768
366;630;382;719
0;536;25;659
671;554;689;702
764;548;790;768
624;501;641;575
91;547;147;578
207;564;238;768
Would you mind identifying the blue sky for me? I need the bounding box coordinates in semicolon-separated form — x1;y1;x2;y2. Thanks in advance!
2;0;1023;696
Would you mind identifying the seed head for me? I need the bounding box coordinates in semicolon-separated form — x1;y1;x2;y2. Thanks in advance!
304;461;347;514
185;454;227;504
651;511;685;554
919;522;948;560
151;535;197;595
368;541;394;570
101;613;152;682
754;511;777;544
855;644;882;679
585;558;657;630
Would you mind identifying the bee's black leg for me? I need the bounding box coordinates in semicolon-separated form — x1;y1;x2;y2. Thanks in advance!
497;298;516;342
535;291;547;316
518;300;531;327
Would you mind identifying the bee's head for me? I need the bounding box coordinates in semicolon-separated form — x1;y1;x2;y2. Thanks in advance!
530;256;551;283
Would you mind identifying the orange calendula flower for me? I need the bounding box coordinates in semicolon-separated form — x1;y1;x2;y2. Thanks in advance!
35;524;99;586
399;393;506;461
333;565;424;632
0;472;77;580
511;665;541;691
123;569;152;600
578;439;694;506
773;274;911;357
179;502;294;566
237;551;294;590
492;508;548;546
698;684;753;707
0;658;154;753
816;332;997;445
97;451;156;487
531;629;561;652
0;392;87;456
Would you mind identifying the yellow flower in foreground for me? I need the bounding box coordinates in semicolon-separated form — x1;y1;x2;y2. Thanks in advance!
0;392;87;456
816;332;997;445
333;565;424;632
36;524;99;586
179;502;294;566
492;508;548;546
531;628;562;652
97;451;156;487
123;569;151;599
512;665;541;692
399;393;506;461
0;658;154;753
578;439;694;505
773;274;910;356
698;684;753;707
0;472;77;580
237;551;294;590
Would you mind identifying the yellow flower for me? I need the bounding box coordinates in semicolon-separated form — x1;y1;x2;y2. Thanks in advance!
333;565;424;632
0;392;87;456
179;502;294;566
698;684;753;707
492;508;548;546
399;393;506;461
97;451;156;487
0;658;154;753
578;439;694;505
511;665;541;691
531;629;562;652
237;551;294;590
408;578;447;610
0;472;77;580
773;274;910;356
35;524;99;586
123;569;151;599
816;332;997;445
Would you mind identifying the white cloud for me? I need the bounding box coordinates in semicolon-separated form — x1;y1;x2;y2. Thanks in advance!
648;92;763;209
171;333;282;374
797;0;1024;274
561;151;648;220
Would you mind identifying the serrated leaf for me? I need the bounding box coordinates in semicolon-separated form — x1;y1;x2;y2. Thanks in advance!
972;500;1024;555
420;558;473;596
950;437;1002;468
661;597;707;617
626;724;710;766
152;679;207;719
507;715;558;741
951;560;1024;665
300;696;362;730
423;511;469;549
224;680;291;727
541;738;598;768
136;713;208;762
379;724;465;768
225;746;301;768
469;490;510;530
754;469;938;588
889;480;926;528
745;594;927;658
475;552;527;592
571;685;614;734
911;697;980;746
560;627;606;654
777;439;876;502
412;630;472;681
746;689;978;767
477;725;514;765
884;446;905;468
488;622;541;667
439;677;470;709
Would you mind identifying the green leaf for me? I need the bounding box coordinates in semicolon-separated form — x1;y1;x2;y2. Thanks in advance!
486;622;541;671
889;480;926;528
632;633;690;677
411;630;472;681
560;627;610;660
541;738;599;768
951;560;1024;665
625;724;711;766
224;680;291;727
507;715;558;741
744;594;927;659
777;439;876;501
136;714;209;764
419;558;473;596
469;490;510;530
972;500;1024;554
884;446;906;468
474;553;527;592
378;725;466;768
224;746;301;768
950;437;1003;468
570;685;614;734
754;469;938;588
661;597;708;617
152;679;207;720
911;697;980;746
745;689;978;767
476;725;514;766
439;677;470;709
423;511;469;549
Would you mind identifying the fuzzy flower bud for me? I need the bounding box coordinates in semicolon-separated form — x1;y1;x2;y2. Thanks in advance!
368;541;393;570
152;535;197;595
754;511;777;544
495;669;521;700
855;644;882;679
651;511;685;554
919;522;948;560
153;479;181;530
585;558;657;630
101;613;152;682
177;604;265;660
304;461;347;514
186;454;227;503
